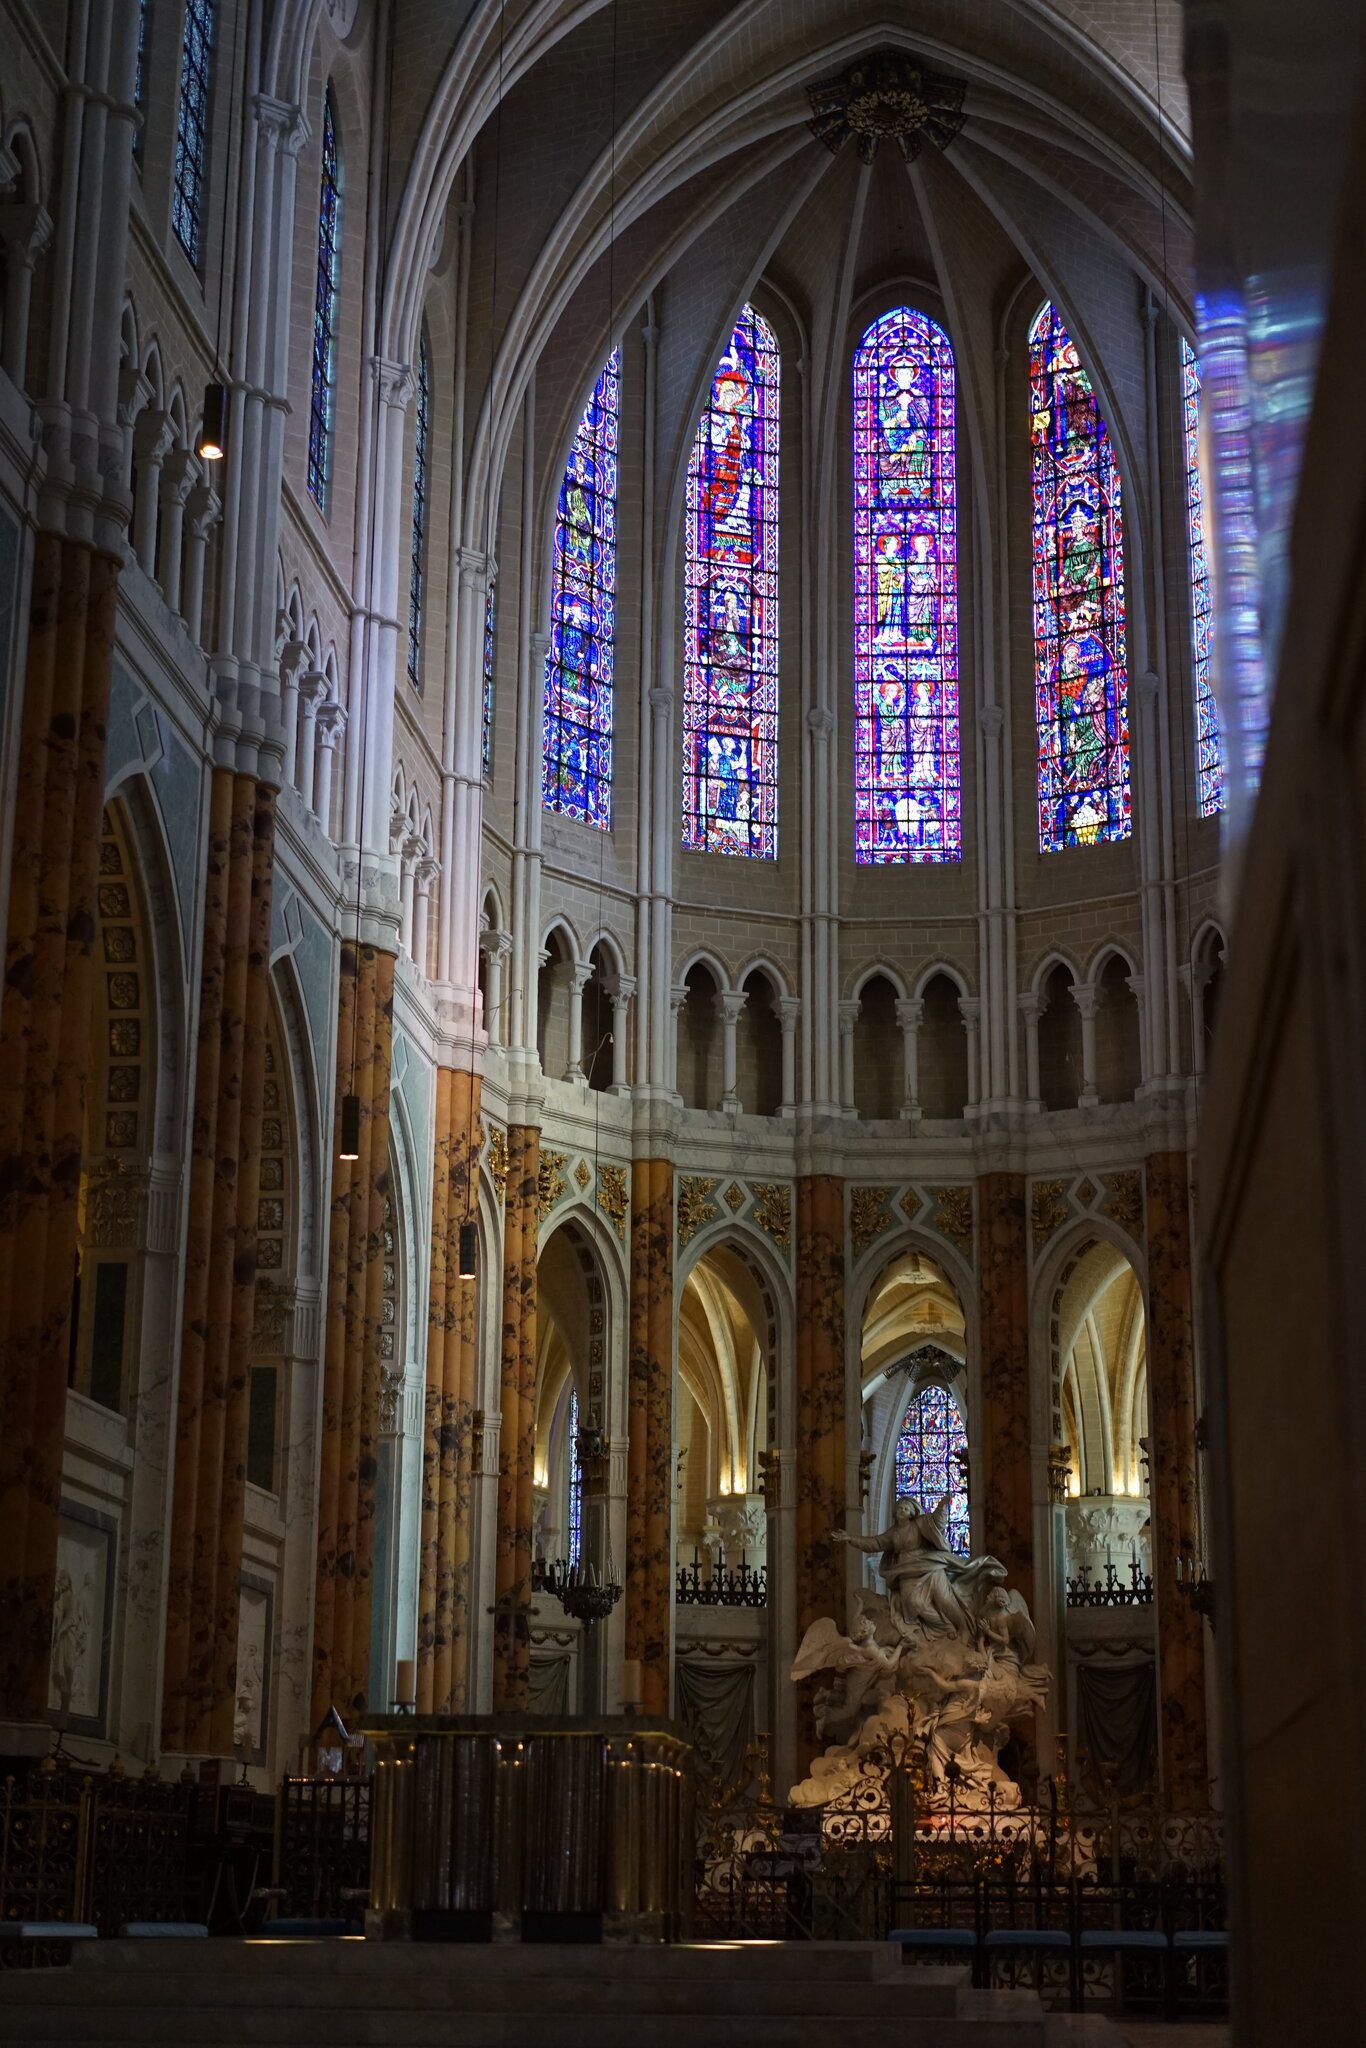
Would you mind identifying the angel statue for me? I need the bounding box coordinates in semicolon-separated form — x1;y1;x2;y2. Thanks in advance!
789;1605;901;1742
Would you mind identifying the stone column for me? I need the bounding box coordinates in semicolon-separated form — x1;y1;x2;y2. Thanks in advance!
794;1175;847;1759
419;1065;482;1713
276;636;308;793
131;409;173;579
605;973;635;1091
777;995;800;1114
1187;960;1215;1078
492;1124;540;1708
1019;992;1044;1110
157;449;196;615
627;1159;674;1715
412;860;439;982
0;200;52;388
310;943;397;1724
563;960;593;1082
838;1000;860;1115
668;982;689;1099
718;988;746;1111
294;670;328;810
959;996;982;1111
1073;981;1099;1108
976;1175;1033;1612
313;702;345;835
1145;1151;1209;1811
181;482;221;644
397;835;419;960
1128;973;1150;1089
0;536;122;1723
895;997;923;1118
479;928;511;1046
162;772;279;1756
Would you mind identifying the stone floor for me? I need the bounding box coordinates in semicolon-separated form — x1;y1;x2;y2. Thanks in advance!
1114;2030;1229;2046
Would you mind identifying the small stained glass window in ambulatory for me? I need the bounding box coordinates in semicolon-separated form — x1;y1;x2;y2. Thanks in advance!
682;304;780;859
542;349;620;829
894;1380;969;1556
134;0;150;159
852;307;961;863
1029;303;1130;850
407;330;431;688
172;0;215;264
567;1387;583;1566
1180;338;1225;817
308;89;343;511
482;581;496;779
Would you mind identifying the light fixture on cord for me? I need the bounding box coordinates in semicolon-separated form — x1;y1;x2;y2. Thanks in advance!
196;381;228;462
338;1092;361;1161
197;0;243;463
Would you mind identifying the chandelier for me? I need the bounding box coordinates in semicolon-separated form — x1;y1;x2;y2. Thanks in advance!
532;1554;622;1625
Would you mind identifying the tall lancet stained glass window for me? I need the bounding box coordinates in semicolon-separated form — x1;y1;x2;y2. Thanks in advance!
567;1387;583;1565
1029;304;1130;849
1180;338;1225;816
852;308;961;863
308;90;343;511
482;583;496;780
172;0;215;264
894;1381;969;1556
682;305;780;858
542;351;620;829
407;331;431;688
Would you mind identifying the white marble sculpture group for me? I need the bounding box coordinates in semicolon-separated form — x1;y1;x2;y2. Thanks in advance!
789;1498;1050;1811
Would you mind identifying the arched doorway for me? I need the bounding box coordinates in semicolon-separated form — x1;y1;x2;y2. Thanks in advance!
858;1249;970;1562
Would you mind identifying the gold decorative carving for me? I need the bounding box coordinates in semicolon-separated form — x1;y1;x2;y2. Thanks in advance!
596;1164;628;1239
486;1124;508;1199
538;1150;568;1220
1075;1176;1099;1209
850;1186;893;1257
1031;1177;1071;1250
757;1448;782;1511
1102;1170;1143;1238
84;1158;143;1249
1047;1444;1073;1506
677;1176;718;1247
573;1158;592;1192
898;1186;924;1225
751;1181;792;1255
929;1184;974;1262
721;1180;746;1212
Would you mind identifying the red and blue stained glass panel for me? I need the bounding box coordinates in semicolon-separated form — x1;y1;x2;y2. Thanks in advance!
1029;304;1130;850
682;305;780;858
1180;339;1225;817
542;351;619;829
894;1381;969;1556
853;307;961;863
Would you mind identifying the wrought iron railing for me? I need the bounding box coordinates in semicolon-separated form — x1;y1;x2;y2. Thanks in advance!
0;1757;196;1949
675;1551;767;1608
273;1774;371;1924
1066;1559;1154;1607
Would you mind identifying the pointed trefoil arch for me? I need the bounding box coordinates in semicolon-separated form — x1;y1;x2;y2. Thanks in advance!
542;349;620;830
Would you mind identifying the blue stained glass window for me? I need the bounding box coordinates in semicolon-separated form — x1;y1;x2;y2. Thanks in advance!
542;350;619;829
171;0;215;265
853;307;961;863
682;305;780;858
407;331;431;688
1029;303;1131;850
1180;338;1225;817
308;90;343;511
567;1387;583;1565
134;0;149;157
482;583;496;779
894;1381;969;1556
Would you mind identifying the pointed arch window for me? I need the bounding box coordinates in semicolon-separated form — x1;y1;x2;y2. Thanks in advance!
134;0;150;159
1180;339;1225;817
542;351;619;828
407;330;431;688
308;89;343;511
894;1379;969;1556
566;1387;583;1565
1029;303;1130;850
171;0;215;264
852;307;961;863
482;583;497;779
682;305;780;858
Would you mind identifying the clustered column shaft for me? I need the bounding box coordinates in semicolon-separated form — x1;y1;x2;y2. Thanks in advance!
793;1175;847;1758
976;1174;1034;1610
492;1124;539;1707
626;1159;675;1714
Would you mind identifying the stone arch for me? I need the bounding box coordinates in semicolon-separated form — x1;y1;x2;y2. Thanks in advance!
677;957;723;1110
855;1242;972;1555
916;970;970;1120
1089;945;1143;1102
735;961;784;1118
1037;958;1084;1112
1035;1223;1150;1504
852;970;903;1121
848;959;908;1002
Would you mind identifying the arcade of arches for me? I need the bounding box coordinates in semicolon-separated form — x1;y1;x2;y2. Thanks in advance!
0;1;1362;2039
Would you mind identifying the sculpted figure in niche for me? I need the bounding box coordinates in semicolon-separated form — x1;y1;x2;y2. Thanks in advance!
790;1496;1050;1812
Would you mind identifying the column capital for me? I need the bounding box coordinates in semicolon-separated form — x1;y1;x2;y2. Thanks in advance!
372;356;415;411
957;994;981;1026
715;988;748;1025
776;995;802;1029
132;408;175;462
160;447;198;503
1018;989;1045;1022
298;667;330;711
978;702;1005;740
117;364;153;427
669;981;690;1016
649;686;674;715
316;700;347;748
479;925;513;963
806;705;834;741
0;201;53;268
604;972;636;1007
186;480;222;536
1134;668;1160;705
565;959;595;996
415;855;441;894
457;545;494;592
894;996;924;1030
838;997;861;1035
1071;981;1099;1021
253;93;309;157
530;629;551;664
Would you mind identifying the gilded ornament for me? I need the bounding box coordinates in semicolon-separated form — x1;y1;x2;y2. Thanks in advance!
1047;1444;1073;1505
677;1176;718;1247
807;48;967;163
538;1150;568;1220
930;1184;974;1261
898;1186;924;1225
850;1186;893;1257
1102;1170;1143;1238
1031;1177;1071;1250
722;1180;746;1212
751;1181;792;1255
596;1163;628;1239
573;1158;592;1192
486;1124;508;1198
1074;1176;1099;1209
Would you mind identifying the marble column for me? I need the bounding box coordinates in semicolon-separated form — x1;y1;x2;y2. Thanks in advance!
1073;982;1100;1108
896;997;923;1118
419;1066;482;1713
1145;1151;1209;1811
838;1002;860;1115
606;975;635;1091
313;702;345;835
131;409;173;580
794;1176;847;1757
0;534;121;1723
777;995;800;1114
627;1159;674;1715
492;1123;539;1708
310;943;396;1725
294;670;328;810
976;1174;1034;1611
181;482;220;644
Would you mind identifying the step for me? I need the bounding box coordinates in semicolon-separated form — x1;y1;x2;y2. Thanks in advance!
59;1938;906;1981
0;2017;1054;2048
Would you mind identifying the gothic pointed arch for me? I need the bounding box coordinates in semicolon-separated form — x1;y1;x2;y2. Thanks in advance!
542;349;620;829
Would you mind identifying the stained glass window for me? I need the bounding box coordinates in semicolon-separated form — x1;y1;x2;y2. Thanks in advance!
407;331;431;689
542;350;619;828
567;1387;583;1565
682;305;779;858
852;308;960;863
308;90;343;511
134;0;149;158
172;0;215;265
482;583;496;779
1180;338;1225;817
1029;303;1130;850
894;1380;969;1556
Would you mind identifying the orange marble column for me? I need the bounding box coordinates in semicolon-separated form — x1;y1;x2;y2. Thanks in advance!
626;1159;674;1716
977;1173;1034;1612
492;1123;539;1709
1145;1150;1209;1812
0;534;120;1722
161;771;278;1755
418;1066;482;1713
311;942;396;1725
793;1176;847;1758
